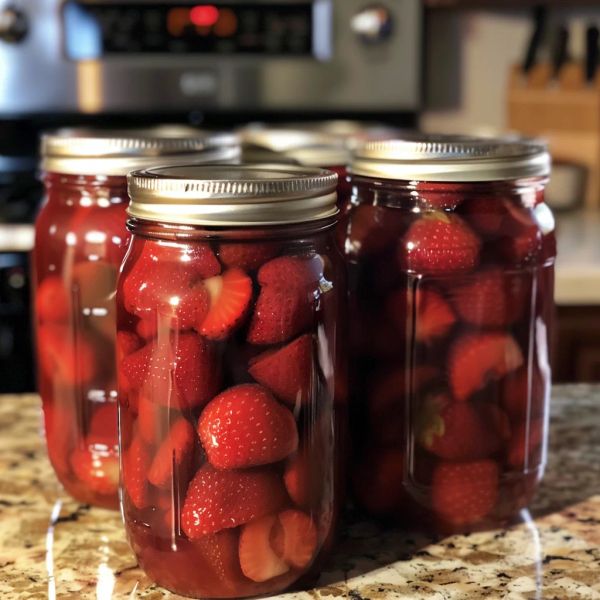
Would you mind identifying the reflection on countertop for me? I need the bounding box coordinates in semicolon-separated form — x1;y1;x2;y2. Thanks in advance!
0;386;599;599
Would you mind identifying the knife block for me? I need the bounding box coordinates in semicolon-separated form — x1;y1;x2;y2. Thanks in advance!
507;62;600;208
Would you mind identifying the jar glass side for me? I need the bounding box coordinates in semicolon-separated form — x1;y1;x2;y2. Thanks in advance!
34;172;130;509
116;219;347;598
344;175;555;531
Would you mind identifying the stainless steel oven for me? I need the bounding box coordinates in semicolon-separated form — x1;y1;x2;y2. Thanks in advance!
0;0;421;116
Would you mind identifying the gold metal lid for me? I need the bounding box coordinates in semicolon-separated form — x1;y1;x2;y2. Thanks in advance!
351;135;551;182
127;164;338;227
41;126;240;176
239;128;351;167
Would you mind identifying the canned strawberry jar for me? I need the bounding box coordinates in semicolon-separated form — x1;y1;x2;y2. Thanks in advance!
117;165;345;598
34;128;239;509
343;136;555;532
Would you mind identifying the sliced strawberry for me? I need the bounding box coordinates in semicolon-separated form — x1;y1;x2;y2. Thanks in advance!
36;276;69;323
181;464;286;538
37;324;97;386
123;435;152;509
401;288;455;343
283;451;313;509
70;444;119;497
148;418;195;488
121;241;219;329
398;212;481;274
431;459;499;526
352;448;406;516
271;509;318;570
89;403;118;444
247;256;323;345
121;332;220;410
197;268;252;340
448;332;524;401
502;366;548;423
198;384;298;469
219;242;280;271
248;334;313;406
238;515;290;582
507;419;545;469
417;394;510;461
447;268;528;328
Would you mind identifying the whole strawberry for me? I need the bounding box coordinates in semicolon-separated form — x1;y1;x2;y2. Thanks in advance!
198;384;298;469
181;464;286;538
431;459;499;526
398;212;481;274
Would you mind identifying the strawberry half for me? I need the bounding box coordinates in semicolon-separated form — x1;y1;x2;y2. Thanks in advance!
198;384;298;469
197;268;252;340
502;366;547;423
459;196;507;234
417;394;510;461
447;268;528;328
181;464;286;538
137;393;164;445
415;182;466;211
398;212;481;274
248;334;313;406
448;332;524;401
238;515;290;582
123;435;152;509
36;276;69;323
431;459;499;526
148;418;195;488
271;509;318;570
219;242;280;271
390;288;455;344
121;332;220;410
247;255;323;345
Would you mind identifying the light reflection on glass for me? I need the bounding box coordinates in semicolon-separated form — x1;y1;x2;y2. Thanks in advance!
45;499;63;600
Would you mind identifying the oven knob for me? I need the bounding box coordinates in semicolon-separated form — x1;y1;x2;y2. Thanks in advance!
351;5;393;43
0;5;27;43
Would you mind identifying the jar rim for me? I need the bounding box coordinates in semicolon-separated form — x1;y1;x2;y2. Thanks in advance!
350;134;551;182
40;126;240;176
127;163;339;227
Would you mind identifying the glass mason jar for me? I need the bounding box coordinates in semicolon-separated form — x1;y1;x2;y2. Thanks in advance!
342;136;555;533
34;128;239;509
239;128;351;209
117;165;346;598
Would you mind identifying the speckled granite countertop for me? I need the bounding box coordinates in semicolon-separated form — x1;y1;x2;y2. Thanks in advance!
0;385;599;600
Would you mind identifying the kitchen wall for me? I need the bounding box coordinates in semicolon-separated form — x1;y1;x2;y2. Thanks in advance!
421;8;600;135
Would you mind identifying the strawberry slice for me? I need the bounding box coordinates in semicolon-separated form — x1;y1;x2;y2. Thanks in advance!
417;394;510;461
181;464;286;538
271;509;318;570
123;435;152;509
248;334;313;406
387;288;455;343
283;451;313;509
447;268;528;328
121;240;219;329
398;212;481;274
431;459;499;526
198;384;298;469
36;276;69;323
448;332;524;401
148;418;195;488
197;268;252;340
219;242;280;271
120;332;220;410
247;256;323;345
238;515;290;582
70;443;119;497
